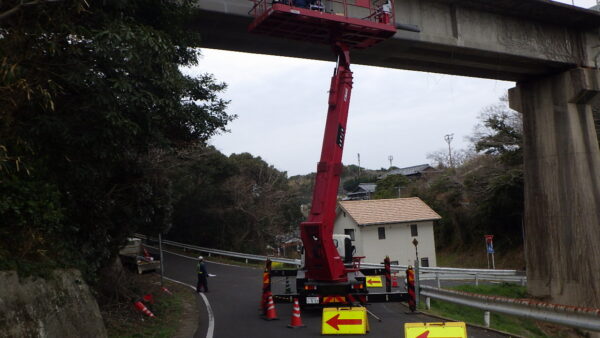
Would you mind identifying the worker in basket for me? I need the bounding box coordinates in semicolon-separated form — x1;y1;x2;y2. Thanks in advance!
378;0;392;24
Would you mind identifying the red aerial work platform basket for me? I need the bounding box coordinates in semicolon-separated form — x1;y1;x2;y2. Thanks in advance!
248;0;396;49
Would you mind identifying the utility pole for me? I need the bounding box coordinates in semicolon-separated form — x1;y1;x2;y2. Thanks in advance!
388;155;393;168
412;238;420;308
444;133;454;168
357;153;361;178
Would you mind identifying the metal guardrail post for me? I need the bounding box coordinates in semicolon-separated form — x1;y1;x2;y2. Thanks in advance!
436;273;441;288
426;297;431;310
484;311;491;328
475;272;479;286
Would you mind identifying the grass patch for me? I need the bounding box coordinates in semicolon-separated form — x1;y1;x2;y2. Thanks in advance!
423;283;549;337
102;273;195;338
435;247;525;270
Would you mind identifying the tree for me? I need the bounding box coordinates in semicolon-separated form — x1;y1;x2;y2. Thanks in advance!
373;174;409;199
427;148;473;168
166;152;304;254
223;153;301;253
413;95;524;252
342;175;377;193
471;95;523;166
0;0;234;279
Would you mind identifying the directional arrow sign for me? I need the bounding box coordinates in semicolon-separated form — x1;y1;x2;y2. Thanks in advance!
404;322;467;338
416;331;429;338
322;307;368;334
366;276;382;288
326;314;362;330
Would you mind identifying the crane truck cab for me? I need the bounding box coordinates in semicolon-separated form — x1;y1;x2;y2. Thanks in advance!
300;234;355;268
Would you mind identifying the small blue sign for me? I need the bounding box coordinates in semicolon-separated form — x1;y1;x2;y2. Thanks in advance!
487;242;494;254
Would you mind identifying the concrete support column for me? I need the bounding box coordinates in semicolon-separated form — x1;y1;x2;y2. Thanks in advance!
509;68;600;308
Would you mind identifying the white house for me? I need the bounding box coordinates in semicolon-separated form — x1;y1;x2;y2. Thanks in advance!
333;197;441;267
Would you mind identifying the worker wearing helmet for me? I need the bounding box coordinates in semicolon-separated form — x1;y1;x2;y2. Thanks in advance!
196;256;209;293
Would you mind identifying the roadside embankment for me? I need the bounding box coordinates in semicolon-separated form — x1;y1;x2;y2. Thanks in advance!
0;269;107;338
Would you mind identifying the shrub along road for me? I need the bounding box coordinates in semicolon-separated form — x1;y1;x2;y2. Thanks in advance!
152;248;508;338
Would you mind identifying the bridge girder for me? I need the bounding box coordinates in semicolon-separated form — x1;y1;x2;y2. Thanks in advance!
193;0;600;81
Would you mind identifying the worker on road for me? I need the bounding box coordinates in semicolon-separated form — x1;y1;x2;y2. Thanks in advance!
196;256;209;293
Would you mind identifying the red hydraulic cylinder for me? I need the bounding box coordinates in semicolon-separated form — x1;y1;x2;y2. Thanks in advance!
301;43;353;282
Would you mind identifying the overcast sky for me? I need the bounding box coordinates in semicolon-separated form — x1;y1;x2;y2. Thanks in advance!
186;0;598;176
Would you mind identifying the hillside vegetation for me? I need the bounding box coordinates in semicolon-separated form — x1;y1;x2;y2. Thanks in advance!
0;0;523;302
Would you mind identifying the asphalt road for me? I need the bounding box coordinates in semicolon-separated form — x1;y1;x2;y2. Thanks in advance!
154;248;509;338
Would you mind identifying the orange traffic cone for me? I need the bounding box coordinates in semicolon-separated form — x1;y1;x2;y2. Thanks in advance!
134;301;156;318
262;294;278;320
259;290;269;311
287;298;305;328
142;294;154;304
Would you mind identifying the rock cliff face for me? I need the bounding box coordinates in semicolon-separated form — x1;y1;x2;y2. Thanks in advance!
0;269;107;338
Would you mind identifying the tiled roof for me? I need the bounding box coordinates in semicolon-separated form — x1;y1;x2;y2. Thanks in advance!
357;183;377;193
379;164;433;179
339;197;441;226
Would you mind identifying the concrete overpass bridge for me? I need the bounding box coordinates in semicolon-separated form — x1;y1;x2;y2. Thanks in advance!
194;0;600;311
195;0;600;80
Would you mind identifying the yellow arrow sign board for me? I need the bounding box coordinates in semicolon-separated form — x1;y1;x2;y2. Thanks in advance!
322;307;368;335
405;322;467;338
366;276;382;287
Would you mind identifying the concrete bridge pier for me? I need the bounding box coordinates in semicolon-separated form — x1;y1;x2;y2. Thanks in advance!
509;68;600;310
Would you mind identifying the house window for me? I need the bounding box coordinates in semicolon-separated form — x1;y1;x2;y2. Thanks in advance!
421;257;429;267
344;229;355;240
378;227;386;240
411;224;418;237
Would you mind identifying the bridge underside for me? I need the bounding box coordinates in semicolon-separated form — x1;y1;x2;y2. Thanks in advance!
193;0;600;82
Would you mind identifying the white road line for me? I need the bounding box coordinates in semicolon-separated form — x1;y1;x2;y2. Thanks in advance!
163;276;215;338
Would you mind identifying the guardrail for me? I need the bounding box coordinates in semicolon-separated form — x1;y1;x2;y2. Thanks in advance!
135;233;300;266
135;234;525;285
137;234;599;332
420;285;600;332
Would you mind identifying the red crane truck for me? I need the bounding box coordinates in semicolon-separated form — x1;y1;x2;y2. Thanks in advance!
248;0;419;307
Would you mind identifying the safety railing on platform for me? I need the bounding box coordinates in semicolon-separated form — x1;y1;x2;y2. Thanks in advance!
248;0;394;25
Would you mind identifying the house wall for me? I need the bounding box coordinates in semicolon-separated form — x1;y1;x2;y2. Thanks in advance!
334;214;437;267
334;210;364;256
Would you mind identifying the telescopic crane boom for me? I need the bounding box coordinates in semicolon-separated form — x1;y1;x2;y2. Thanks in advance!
301;42;353;282
248;0;417;306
